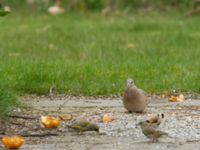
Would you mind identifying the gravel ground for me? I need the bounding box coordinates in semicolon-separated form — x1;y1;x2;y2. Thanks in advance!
1;95;200;150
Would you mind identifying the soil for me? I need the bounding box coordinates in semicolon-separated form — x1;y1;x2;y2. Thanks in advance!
1;95;200;150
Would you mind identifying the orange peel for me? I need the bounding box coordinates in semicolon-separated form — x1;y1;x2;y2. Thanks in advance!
102;115;113;123
41;116;62;128
2;136;25;149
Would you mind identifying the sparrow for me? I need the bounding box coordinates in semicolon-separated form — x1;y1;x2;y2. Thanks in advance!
138;121;168;142
67;121;99;133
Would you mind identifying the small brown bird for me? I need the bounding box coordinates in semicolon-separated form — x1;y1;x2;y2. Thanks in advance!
138;121;168;142
146;114;164;128
68;121;99;133
122;78;147;113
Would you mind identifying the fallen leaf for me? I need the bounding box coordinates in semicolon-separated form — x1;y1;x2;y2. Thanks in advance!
160;94;165;98
169;94;185;102
177;94;185;102
2;136;25;149
169;96;177;102
102;115;113;123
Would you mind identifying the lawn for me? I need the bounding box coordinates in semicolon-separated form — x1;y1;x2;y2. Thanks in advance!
0;12;200;96
0;83;18;118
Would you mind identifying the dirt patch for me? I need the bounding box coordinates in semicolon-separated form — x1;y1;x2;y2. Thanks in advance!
1;95;200;150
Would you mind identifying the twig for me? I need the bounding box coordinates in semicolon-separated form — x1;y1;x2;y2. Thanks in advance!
19;133;59;137
57;99;70;112
186;139;200;143
8;115;38;120
10;122;24;126
0;132;6;135
0;133;59;138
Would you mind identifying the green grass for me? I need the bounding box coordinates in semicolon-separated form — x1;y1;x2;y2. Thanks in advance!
0;12;200;96
0;83;18;118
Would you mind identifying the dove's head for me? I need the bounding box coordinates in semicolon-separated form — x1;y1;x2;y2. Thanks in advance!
127;78;134;87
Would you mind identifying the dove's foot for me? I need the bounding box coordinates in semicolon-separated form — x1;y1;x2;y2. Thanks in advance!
125;110;144;114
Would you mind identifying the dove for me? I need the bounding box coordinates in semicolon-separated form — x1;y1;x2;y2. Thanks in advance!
67;121;99;133
138;121;168;142
48;0;64;15
122;78;147;113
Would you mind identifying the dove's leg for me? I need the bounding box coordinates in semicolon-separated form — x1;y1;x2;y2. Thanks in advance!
135;110;144;113
124;110;133;113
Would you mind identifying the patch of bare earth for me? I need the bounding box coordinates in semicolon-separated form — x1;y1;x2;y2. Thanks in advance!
1;94;200;150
